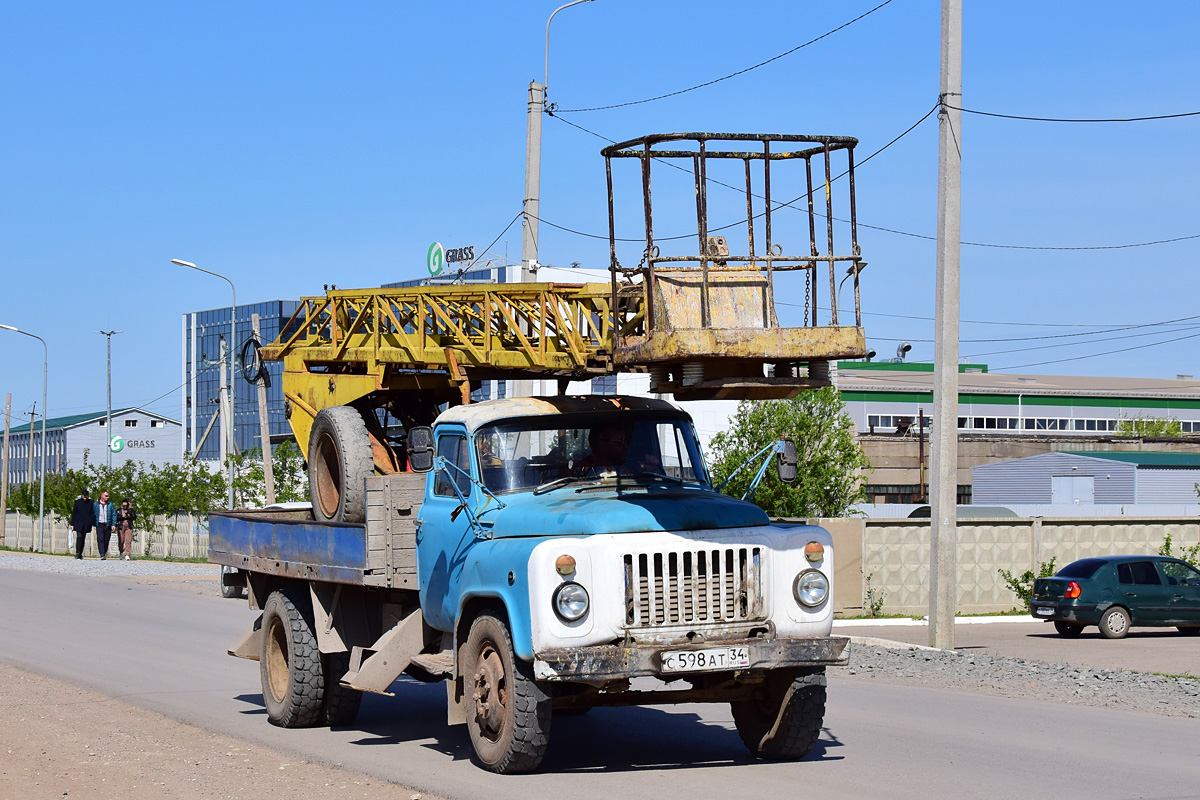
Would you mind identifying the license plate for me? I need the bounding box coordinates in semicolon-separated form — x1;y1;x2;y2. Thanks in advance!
661;646;750;673
1035;606;1054;616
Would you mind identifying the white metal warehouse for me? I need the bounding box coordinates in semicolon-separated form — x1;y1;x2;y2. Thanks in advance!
972;451;1200;505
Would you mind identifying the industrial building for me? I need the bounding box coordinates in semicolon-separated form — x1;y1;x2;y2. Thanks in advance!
973;451;1200;505
4;408;182;485
181;300;300;462
840;362;1200;504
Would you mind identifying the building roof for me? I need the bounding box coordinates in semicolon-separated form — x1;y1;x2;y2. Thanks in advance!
1062;451;1200;468
837;362;1200;404
7;408;178;435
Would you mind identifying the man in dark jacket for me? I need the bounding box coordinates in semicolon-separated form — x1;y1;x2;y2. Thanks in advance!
69;490;95;559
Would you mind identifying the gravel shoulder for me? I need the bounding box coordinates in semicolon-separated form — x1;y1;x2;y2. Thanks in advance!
837;639;1200;719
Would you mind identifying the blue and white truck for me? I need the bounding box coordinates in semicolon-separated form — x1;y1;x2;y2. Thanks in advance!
211;395;847;773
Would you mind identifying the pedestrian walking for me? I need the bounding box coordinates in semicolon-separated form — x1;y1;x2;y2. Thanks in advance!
115;500;137;561
93;490;116;560
69;489;95;559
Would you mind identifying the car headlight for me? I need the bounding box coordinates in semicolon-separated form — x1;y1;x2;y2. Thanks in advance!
552;581;590;622
794;569;829;607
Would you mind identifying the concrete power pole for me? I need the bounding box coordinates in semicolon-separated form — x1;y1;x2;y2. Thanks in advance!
929;0;963;650
98;330;122;468
521;80;545;284
1;393;10;547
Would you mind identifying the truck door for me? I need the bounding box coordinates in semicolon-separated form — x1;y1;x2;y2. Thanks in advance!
417;430;478;632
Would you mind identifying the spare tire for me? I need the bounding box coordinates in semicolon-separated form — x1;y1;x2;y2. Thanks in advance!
308;406;373;523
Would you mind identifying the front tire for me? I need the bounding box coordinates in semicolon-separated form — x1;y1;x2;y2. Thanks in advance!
731;669;826;760
461;612;552;774
308;406;374;523
1054;621;1084;637
260;588;326;727
1099;606;1131;640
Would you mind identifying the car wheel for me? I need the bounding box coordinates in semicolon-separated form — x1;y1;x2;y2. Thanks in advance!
1053;621;1084;637
1099;606;1131;640
1177;626;1200;636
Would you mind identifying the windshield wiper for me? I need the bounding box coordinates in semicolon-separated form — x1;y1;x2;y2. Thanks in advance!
533;475;593;495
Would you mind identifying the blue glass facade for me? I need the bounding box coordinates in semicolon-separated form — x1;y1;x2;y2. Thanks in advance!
183;300;300;461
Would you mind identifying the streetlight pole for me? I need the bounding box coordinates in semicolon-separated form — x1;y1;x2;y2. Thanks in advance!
97;330;122;469
171;259;237;509
522;0;595;282
0;324;48;552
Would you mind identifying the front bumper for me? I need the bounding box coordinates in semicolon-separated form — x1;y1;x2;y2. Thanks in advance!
533;635;849;681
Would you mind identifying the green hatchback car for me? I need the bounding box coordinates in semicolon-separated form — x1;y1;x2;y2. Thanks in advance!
1030;555;1200;639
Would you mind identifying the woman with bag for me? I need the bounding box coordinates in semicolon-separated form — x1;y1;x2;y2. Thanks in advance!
116;500;137;561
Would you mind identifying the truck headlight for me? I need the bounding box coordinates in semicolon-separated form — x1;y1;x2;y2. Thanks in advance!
552;581;589;622
794;569;829;607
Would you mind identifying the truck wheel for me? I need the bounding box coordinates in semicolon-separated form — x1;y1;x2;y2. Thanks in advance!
309;406;373;523
321;651;363;727
1053;621;1084;637
220;565;245;599
731;670;826;761
461;613;552;774
260;588;326;727
1099;606;1131;640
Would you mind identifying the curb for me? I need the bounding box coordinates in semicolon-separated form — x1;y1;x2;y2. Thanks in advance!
834;615;1042;628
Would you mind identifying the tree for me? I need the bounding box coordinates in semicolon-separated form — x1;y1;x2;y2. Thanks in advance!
1115;414;1182;437
708;387;871;517
227;441;309;508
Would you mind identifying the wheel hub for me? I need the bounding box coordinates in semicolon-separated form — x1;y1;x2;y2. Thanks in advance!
471;646;507;737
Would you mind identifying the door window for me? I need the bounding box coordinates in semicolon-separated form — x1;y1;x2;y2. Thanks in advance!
433;435;472;497
1160;560;1200;587
1117;561;1162;586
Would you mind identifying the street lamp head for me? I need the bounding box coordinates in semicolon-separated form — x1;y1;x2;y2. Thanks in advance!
845;261;868;277
171;258;197;268
0;323;17;332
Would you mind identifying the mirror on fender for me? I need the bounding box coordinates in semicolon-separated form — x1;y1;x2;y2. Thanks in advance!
776;439;798;484
407;426;435;472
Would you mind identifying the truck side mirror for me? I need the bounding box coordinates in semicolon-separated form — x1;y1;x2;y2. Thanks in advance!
407;426;435;472
776;439;798;484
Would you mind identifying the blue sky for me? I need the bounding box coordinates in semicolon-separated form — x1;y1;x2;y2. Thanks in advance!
1;1;1198;423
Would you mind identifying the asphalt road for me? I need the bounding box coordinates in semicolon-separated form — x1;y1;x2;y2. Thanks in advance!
2;565;1197;800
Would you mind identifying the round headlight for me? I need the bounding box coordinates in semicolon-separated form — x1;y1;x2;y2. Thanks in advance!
553;581;590;622
793;569;829;607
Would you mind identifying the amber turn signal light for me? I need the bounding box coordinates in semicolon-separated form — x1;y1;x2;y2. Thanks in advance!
804;541;824;562
555;555;577;576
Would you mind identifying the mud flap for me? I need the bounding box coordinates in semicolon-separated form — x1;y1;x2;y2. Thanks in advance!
228;613;264;660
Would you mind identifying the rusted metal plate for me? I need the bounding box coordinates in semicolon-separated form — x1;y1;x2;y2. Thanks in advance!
615;326;866;364
535;635;849;681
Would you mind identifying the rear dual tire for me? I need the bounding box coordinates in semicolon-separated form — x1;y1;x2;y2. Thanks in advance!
260;588;362;728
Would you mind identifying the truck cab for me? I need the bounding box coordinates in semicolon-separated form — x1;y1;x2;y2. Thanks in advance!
411;395;846;770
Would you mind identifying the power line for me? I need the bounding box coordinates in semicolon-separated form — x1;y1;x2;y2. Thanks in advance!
993;329;1200;372
553;0;895;113
948;105;1200;124
543;107;1200;252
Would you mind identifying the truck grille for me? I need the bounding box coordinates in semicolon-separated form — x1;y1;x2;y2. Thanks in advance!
623;547;765;627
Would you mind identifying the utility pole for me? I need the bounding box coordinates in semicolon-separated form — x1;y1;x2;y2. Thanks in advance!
98;330;122;468
929;0;962;650
521;80;544;284
219;338;230;469
1;393;10;548
27;404;36;550
251;313;276;505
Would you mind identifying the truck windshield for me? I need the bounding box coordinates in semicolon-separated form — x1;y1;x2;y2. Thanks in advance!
474;414;709;495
